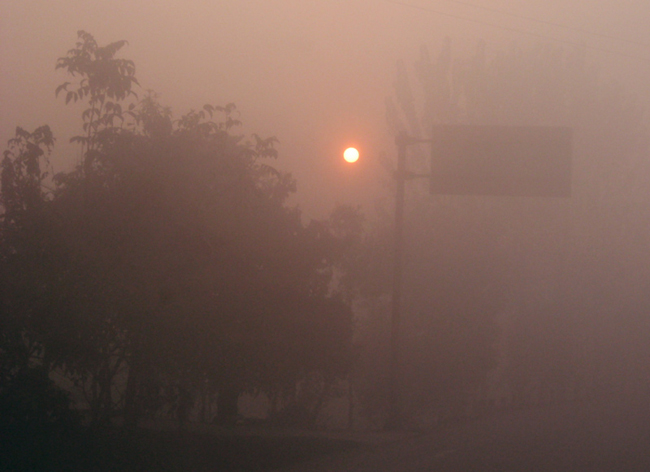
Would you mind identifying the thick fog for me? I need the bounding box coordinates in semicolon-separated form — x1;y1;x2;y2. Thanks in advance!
3;1;650;467
3;0;649;216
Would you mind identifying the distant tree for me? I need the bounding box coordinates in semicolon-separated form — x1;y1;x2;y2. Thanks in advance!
1;126;57;380
0;126;83;466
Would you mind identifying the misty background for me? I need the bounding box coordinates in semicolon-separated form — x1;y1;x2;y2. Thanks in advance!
3;1;650;468
3;0;650;217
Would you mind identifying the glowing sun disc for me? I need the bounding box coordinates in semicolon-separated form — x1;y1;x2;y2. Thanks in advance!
344;147;359;163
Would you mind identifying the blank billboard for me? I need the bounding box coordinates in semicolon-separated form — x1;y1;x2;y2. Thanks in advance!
430;125;572;197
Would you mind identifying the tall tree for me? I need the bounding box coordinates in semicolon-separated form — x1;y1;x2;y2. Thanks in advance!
2;31;356;431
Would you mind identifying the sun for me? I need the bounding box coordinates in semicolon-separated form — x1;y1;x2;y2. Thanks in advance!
343;147;359;163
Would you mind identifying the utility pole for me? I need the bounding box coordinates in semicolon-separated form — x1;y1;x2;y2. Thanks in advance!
385;133;431;431
385;133;407;430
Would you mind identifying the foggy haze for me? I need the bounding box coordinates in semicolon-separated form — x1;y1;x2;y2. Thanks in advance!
2;0;650;217
3;1;650;470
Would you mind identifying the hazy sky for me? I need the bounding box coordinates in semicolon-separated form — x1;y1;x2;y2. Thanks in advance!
2;0;649;217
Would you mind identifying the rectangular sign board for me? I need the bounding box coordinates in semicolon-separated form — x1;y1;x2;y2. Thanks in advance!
430;125;572;197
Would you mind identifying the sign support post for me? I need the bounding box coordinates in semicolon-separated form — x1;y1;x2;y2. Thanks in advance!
385;133;431;431
384;126;571;431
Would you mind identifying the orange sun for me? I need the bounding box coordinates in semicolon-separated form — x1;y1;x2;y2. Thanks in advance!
343;147;359;163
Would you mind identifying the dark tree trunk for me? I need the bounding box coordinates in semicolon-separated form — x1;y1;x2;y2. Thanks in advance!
177;385;192;433
308;380;331;430
347;380;354;431
215;384;239;427
123;351;141;431
199;387;207;423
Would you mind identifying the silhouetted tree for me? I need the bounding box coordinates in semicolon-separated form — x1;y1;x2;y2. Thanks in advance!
1;30;356;433
1;126;56;379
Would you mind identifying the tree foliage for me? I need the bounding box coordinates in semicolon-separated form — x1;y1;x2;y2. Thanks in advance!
1;31;354;432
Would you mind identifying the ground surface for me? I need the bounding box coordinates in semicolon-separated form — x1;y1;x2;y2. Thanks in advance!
3;425;358;472
274;400;650;471
6;399;650;471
